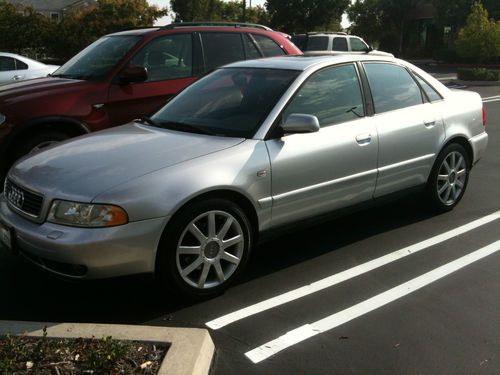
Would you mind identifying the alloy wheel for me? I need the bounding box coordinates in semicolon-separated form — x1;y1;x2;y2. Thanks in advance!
436;151;467;206
176;210;244;289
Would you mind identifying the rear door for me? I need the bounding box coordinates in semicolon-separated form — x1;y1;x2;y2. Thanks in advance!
106;33;199;127
362;62;446;197
266;63;378;227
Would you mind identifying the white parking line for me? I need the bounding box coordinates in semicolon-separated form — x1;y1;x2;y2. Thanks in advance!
483;98;500;104
482;95;500;101
245;239;500;364
206;211;500;330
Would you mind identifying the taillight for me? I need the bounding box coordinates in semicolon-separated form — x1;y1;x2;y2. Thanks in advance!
482;105;486;127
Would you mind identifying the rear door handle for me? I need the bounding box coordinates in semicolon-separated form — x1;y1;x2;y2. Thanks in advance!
12;75;22;80
424;120;436;127
355;133;372;145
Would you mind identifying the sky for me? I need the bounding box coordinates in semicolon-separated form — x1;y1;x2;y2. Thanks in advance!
149;0;350;28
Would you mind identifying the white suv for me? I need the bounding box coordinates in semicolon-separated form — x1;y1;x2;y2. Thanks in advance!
303;32;393;57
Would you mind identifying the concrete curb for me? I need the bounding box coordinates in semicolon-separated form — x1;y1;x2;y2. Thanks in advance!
0;321;214;375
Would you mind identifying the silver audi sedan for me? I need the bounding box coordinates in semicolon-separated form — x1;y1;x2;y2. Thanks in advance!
0;55;488;298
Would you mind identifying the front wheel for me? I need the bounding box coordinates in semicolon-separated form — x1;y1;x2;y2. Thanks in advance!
156;198;252;299
425;143;470;212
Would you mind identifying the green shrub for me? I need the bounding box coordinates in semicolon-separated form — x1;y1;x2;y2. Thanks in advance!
455;2;500;63
457;67;500;81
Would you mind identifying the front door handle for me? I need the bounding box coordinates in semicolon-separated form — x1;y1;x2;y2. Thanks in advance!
12;75;22;80
355;133;372;145
424;119;436;127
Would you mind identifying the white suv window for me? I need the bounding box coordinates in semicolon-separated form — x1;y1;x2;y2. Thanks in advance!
332;37;348;51
350;38;368;52
306;36;329;51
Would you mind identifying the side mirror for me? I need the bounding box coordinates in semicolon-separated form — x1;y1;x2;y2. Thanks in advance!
118;65;148;85
281;114;320;134
365;45;374;53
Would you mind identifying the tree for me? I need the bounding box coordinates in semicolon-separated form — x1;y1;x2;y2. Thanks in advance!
265;0;349;33
0;1;51;56
455;1;500;62
46;0;167;60
170;0;219;21
348;0;418;55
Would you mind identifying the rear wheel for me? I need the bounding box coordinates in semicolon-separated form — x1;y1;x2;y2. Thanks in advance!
156;198;252;299
426;143;470;212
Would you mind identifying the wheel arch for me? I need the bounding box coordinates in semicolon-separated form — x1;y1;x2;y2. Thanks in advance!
164;189;260;244
440;135;474;169
3;117;90;167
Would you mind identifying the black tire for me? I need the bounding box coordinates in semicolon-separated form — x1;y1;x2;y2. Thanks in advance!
156;198;253;299
13;130;71;159
425;143;470;212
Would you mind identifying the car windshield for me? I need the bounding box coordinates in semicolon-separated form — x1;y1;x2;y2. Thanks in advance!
51;35;141;80
150;67;301;138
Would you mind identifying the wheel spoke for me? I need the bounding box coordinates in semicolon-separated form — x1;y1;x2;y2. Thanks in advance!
178;246;201;255
451;185;457;201
181;256;203;277
444;185;452;202
456;169;466;177
221;251;240;265
189;223;207;243
214;261;225;282
456;179;464;188
217;217;233;239
198;263;211;288
450;152;456;170
438;182;449;195
457;155;464;170
437;174;448;181
222;235;243;249
443;160;451;174
208;212;216;238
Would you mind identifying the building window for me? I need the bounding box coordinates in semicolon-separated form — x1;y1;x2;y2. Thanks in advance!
50;12;60;22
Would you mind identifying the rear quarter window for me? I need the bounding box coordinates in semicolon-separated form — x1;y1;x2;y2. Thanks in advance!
252;34;286;57
201;33;245;72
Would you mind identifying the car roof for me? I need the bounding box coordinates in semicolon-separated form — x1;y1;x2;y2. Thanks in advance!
225;54;398;71
107;23;276;37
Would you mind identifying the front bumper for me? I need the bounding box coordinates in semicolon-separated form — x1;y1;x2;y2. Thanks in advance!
0;195;168;279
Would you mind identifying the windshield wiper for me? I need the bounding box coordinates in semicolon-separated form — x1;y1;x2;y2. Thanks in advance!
141;117;217;136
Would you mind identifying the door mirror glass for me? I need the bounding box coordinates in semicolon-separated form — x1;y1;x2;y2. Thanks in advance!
119;65;148;84
281;114;320;134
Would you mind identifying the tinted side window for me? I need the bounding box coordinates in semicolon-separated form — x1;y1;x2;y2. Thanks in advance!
284;64;365;127
305;36;329;51
243;34;261;59
350;38;368;52
15;59;28;70
414;74;442;102
252;34;286;56
201;33;245;72
130;34;193;82
0;57;15;71
364;63;423;113
332;37;348;51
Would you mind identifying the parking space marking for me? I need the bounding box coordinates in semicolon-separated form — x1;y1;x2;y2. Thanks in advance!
482;95;500;101
206;211;500;330
245;239;500;364
483;98;500;104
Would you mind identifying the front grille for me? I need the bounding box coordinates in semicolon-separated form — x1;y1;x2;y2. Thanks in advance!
4;179;44;218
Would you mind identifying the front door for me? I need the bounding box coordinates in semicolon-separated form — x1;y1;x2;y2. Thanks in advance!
106;33;198;127
266;63;379;227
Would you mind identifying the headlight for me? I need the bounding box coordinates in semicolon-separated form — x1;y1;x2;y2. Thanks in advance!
47;200;128;227
0;113;5;126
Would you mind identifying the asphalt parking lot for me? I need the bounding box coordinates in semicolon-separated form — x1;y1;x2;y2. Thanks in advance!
1;80;499;374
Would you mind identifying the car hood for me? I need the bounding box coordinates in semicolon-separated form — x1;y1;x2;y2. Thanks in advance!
0;77;87;103
9;122;245;202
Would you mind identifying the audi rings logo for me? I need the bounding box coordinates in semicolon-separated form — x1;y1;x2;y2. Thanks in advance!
7;185;24;209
